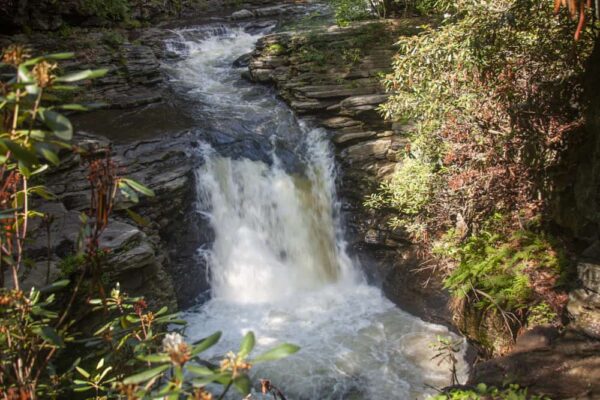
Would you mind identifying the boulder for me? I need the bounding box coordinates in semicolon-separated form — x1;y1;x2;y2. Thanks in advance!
568;262;600;338
231;9;255;20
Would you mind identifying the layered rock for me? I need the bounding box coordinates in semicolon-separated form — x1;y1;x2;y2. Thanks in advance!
16;131;208;310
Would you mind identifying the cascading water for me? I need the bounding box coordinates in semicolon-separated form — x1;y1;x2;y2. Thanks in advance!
165;24;468;399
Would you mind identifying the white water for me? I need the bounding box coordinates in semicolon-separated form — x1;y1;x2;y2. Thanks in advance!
167;25;468;399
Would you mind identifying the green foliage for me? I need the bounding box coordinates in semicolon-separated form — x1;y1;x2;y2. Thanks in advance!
364;157;435;232
379;0;596;229
436;215;568;320
527;302;558;327
266;43;286;55
429;383;549;400
342;47;362;64
328;0;372;26
102;30;126;48
411;0;456;15
81;0;130;21
58;253;86;276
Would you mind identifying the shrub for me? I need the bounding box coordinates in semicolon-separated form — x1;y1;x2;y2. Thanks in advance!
81;0;130;21
379;0;596;239
365;157;436;237
328;0;373;26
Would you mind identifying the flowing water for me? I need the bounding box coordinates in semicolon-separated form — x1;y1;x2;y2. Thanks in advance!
165;24;468;399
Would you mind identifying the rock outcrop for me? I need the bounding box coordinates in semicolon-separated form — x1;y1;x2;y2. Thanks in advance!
16;131;209;310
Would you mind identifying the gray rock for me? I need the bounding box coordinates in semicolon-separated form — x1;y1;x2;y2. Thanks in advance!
342;138;391;162
231;9;255;20
332;130;376;145
567;262;600;338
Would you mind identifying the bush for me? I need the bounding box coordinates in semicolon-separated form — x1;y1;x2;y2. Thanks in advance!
379;0;596;238
328;0;373;26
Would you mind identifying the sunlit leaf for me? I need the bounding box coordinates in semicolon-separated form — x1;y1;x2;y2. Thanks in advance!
39;109;72;140
238;331;255;358
233;374;251;396
138;353;170;363
191;331;222;356
45;52;75;60
121;178;155;197
75;366;90;379
123;364;170;384
252;343;300;363
56;68;109;83
39;279;70;294
58;104;89;111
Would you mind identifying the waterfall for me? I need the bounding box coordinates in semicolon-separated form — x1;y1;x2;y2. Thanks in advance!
166;24;468;399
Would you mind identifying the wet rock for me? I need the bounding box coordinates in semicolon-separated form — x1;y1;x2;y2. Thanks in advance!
24;132;209;310
333;130;377;145
341;138;391;162
513;325;559;353
469;330;600;399
233;53;252;68
231;9;255;20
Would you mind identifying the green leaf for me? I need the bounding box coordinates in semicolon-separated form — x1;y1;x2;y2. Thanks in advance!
191;331;222;356
123;364;170;385
56;68;109;83
238;331;255;358
118;182;139;203
186;364;214;376
39;109;72;140
191;373;231;387
39;279;70;294
76;366;90;379
18;161;32;178
39;326;65;348
121;178;155;197
138;353;170;363
0;139;38;167
36;145;60;166
252;343;300;363
58;104;89;111
45;52;75;60
233;374;251;396
50;85;80;91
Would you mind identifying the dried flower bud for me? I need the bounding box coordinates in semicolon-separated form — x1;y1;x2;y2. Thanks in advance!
193;388;213;400
32;61;57;88
2;45;30;66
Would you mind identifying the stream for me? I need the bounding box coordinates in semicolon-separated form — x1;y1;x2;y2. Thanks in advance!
164;23;468;399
